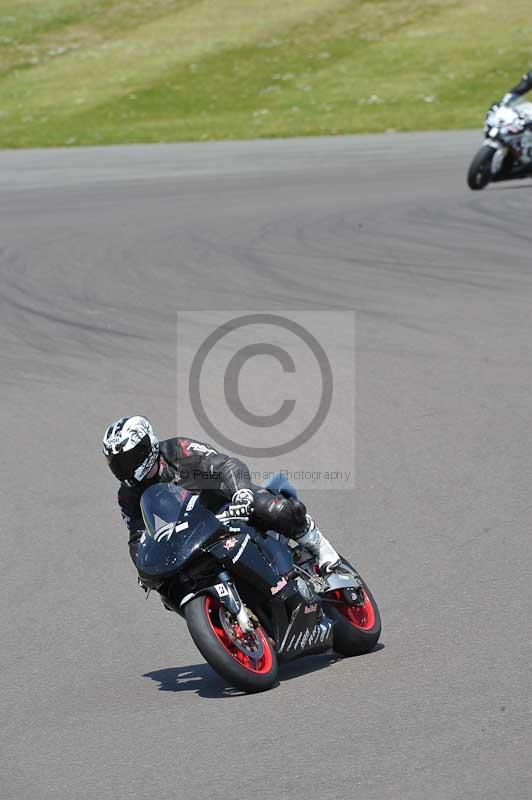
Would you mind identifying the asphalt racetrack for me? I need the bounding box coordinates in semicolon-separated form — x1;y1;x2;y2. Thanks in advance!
2;131;532;800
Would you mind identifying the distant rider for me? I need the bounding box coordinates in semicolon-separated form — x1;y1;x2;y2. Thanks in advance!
500;69;532;106
102;415;341;575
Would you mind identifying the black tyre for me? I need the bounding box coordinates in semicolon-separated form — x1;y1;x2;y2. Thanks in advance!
184;594;278;693
325;573;381;657
467;145;495;190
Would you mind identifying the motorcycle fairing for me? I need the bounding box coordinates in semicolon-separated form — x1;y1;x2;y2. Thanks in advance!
275;599;334;658
137;483;221;578
257;571;334;658
205;528;333;656
205;525;295;593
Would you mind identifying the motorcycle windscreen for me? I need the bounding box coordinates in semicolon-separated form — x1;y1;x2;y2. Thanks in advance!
262;471;299;499
138;483;220;576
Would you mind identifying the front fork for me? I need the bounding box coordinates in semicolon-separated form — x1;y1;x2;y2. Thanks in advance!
483;138;509;175
180;571;254;632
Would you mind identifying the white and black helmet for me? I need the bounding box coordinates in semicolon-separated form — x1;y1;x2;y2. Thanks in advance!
103;416;159;485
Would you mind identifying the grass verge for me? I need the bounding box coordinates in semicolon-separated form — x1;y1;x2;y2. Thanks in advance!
0;0;531;147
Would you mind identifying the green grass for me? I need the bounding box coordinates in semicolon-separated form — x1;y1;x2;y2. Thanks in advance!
0;0;531;147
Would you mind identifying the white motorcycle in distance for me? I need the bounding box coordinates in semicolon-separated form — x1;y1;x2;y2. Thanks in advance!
467;101;532;190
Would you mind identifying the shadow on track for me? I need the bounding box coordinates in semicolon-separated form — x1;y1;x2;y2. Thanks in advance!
143;645;384;699
488;183;532;191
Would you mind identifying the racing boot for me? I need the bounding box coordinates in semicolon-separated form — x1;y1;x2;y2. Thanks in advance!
296;514;341;573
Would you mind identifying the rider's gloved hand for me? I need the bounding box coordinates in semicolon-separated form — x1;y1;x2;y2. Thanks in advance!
227;488;254;520
501;93;518;107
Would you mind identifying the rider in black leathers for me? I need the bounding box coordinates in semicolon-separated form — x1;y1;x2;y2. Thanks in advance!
501;70;532;106
103;416;340;573
117;434;256;564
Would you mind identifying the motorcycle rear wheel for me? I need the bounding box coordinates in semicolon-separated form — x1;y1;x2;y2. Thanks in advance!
467;145;495;190
325;572;381;657
185;594;278;693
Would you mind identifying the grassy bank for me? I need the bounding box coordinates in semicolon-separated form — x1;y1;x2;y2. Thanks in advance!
0;0;531;148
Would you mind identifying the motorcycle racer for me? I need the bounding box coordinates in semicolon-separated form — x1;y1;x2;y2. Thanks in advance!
500;69;532;106
102;415;341;574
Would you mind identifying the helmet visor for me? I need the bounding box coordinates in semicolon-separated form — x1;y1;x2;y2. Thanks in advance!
107;433;153;480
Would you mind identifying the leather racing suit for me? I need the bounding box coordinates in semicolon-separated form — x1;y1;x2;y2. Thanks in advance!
117;437;307;566
503;70;532;105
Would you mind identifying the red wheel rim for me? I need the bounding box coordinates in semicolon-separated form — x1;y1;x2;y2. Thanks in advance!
330;588;376;631
204;596;273;675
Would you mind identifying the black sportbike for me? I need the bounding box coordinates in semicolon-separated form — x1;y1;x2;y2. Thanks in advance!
137;475;381;693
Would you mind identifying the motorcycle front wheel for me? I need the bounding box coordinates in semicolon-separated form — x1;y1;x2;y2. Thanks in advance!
467;145;496;190
185;594;278;693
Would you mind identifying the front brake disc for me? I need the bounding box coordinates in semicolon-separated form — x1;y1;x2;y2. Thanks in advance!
219;607;265;659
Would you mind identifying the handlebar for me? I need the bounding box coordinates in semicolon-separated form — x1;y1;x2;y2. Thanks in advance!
215;509;250;526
